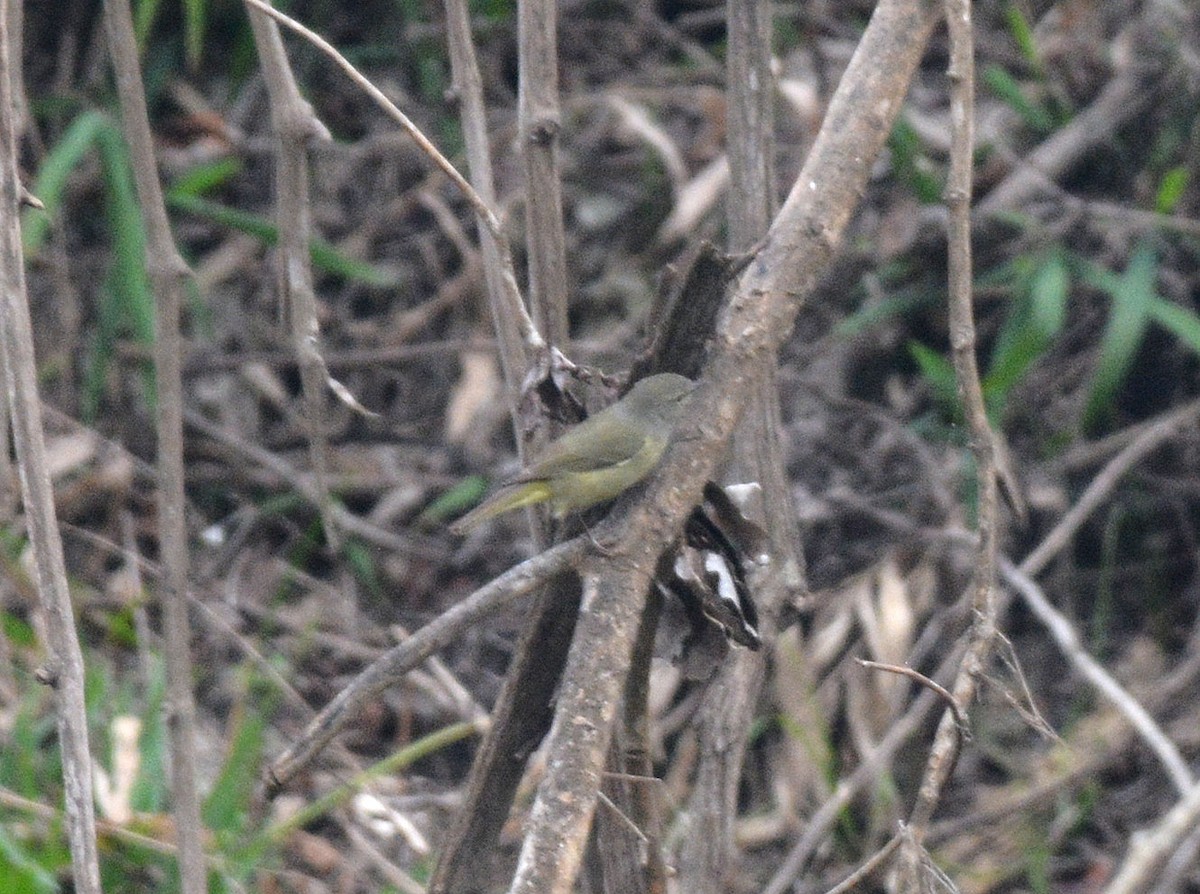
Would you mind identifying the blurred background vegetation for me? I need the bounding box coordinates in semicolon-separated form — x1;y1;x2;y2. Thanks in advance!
4;0;1200;891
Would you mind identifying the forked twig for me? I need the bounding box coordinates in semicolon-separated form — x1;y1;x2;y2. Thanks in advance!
241;0;542;354
243;1;341;547
903;0;996;846
103;0;207;887
0;11;102;892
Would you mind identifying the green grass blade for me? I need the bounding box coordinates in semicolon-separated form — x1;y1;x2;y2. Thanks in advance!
908;341;959;414
86;122;157;419
834;288;938;337
167;192;402;287
1155;166;1189;215
985;250;1067;402
982;66;1055;135
0;826;59;894
1003;3;1042;69
888;118;942;204
203;695;267;833
1081;242;1158;431
184;0;206;67
133;0;163;48
22;110;108;255
1147;296;1200;354
169;157;243;197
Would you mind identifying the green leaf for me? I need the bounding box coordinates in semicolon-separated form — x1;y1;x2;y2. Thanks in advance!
203;695;267;832
169;157;243;197
86;123;157;419
888;118;943;204
344;538;383;600
1081;242;1158;431
421;475;490;527
0;826;59;894
130;661;169;814
1147;297;1200;354
167;193;402;287
22;110;109;255
985;250;1067;402
982;66;1055;134
1003;3;1042;69
183;0;206;67
133;0;163;48
1155;166;1189;215
908;341;959;413
834;289;938;338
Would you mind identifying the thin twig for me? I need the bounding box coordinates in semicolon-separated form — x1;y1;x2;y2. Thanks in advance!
506;1;942;890
101;0;207;888
0;11;102;892
1021;396;1200;578
858;660;966;735
821;833;903;894
903;0;995;845
517;0;569;347
441;0;532;427
183;408;446;561
1104;779;1200;894
999;559;1193;794
241;0;542;354
264;536;588;791
243;2;340;548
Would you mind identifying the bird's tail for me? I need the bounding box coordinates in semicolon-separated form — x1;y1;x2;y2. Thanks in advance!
449;480;553;533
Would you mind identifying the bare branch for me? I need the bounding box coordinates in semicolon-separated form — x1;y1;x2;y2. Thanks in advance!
677;0;795;888
1104;780;1200;894
902;0;995;842
507;1;942;890
241;0;542;356
442;0;532;409
0;8;102;891
517;0;569;347
243;1;341;547
1021;396;1200;577
1000;560;1193;793
101;0;207;888
264;537;588;791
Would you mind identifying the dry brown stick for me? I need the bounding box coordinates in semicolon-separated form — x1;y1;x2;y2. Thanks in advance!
4;0;24;136
1000;559;1193;793
182;408;446;561
241;0;542;359
676;0;798;889
243;2;340;549
0;785;168;858
264;536;587;791
761;651;951;894
506;2;942;891
442;0;532;409
859;660;966;734
517;0;569;348
101;0;207;890
0;12;102;893
821;833;903;894
428;4;578;886
587;587;667;894
902;0;995;850
771;398;1200;892
1021;395;1200;578
1105;780;1200;894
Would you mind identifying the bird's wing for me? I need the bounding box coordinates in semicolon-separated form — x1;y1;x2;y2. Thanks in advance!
519;411;645;480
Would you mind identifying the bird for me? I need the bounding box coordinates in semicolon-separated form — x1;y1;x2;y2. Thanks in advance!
450;373;696;532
